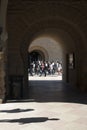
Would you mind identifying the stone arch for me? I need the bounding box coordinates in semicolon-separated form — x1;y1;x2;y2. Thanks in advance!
29;46;49;61
20;16;85;92
0;1;86;100
20;16;85;63
0;0;87;100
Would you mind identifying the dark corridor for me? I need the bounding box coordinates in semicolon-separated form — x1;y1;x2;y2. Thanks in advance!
29;80;87;104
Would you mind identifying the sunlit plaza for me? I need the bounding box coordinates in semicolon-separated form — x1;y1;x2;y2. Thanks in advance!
28;74;62;81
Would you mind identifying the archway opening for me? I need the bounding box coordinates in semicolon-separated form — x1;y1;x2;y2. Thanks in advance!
29;50;45;63
28;36;63;81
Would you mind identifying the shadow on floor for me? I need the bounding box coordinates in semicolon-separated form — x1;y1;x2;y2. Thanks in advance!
0;117;59;124
0;108;34;113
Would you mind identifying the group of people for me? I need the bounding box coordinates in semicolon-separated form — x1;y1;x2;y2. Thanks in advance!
28;60;62;77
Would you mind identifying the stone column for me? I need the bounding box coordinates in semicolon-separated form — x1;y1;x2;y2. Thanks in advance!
0;29;8;103
80;51;87;92
0;27;4;103
0;51;5;103
0;0;8;103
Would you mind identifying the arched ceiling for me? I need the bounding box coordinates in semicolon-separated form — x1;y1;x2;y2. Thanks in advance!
7;0;87;52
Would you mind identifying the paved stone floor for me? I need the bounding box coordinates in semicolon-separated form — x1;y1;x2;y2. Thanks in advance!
0;76;87;130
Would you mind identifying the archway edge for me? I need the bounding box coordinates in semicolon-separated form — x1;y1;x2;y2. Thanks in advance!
20;16;84;77
20;15;85;93
20;15;85;53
